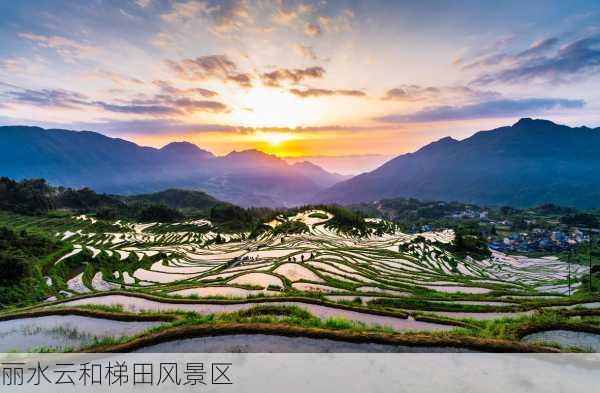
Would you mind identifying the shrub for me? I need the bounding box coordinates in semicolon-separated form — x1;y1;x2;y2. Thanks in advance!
138;204;183;223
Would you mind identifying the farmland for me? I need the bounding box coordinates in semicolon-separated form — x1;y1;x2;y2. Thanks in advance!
2;207;600;353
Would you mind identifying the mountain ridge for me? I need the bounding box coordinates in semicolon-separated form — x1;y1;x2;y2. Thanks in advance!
0;125;345;207
317;118;600;208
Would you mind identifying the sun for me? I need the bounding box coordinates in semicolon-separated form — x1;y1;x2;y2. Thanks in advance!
253;130;296;146
230;87;325;128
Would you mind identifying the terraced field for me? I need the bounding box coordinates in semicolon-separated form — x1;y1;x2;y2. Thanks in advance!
2;210;599;353
46;211;585;299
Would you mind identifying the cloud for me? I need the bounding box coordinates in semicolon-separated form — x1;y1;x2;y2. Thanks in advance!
460;36;558;71
517;37;560;58
455;34;515;67
376;98;584;123
269;3;353;37
304;22;322;37
152;80;218;98
383;85;441;101
135;0;152;8
272;3;312;26
160;0;252;33
167;55;236;78
70;119;239;135
166;55;252;87
462;53;510;70
89;70;144;86
226;73;252;87
95;96;228;115
152;31;177;49
1;88;88;109
167;97;228;113
301;9;354;37
160;1;215;24
154;1;355;48
318;10;354;33
472;35;600;85
261;66;325;87
1;85;228;116
93;101;175;115
97;121;399;137
289;88;366;98
0;57;46;75
18;32;96;61
293;44;317;60
210;0;253;34
382;85;500;102
72;120;379;137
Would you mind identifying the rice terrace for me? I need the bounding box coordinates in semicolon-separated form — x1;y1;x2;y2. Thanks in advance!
2;196;599;354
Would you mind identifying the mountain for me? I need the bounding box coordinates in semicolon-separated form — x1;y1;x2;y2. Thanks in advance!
285;154;394;176
0;126;341;207
318;118;600;209
159;142;215;161
291;161;350;188
126;188;220;210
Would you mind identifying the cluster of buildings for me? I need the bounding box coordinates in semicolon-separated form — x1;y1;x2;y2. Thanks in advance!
451;210;488;220
407;207;597;255
489;228;590;253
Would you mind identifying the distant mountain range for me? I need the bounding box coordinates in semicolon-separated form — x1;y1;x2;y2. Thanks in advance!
284;154;393;176
0;126;345;207
290;161;351;187
124;188;221;210
318;118;600;208
5;119;600;209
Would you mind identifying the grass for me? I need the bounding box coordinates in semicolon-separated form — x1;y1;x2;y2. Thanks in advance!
4;298;593;352
4;207;600;353
213;304;397;333
85;321;557;353
69;303;124;313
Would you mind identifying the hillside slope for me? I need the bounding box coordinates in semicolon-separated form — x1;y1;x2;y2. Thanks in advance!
0;126;341;207
318;118;600;208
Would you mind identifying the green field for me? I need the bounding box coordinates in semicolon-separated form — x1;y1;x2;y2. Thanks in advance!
2;207;600;353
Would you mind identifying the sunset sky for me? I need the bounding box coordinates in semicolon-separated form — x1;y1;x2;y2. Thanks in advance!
1;0;600;170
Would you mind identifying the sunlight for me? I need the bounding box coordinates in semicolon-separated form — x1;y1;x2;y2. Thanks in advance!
231;87;325;128
251;130;297;146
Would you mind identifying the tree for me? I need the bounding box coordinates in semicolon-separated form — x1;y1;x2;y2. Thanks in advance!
138;204;183;223
0;177;54;214
561;213;599;228
0;251;30;281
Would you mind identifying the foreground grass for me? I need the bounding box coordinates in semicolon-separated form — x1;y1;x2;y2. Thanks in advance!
0;303;562;353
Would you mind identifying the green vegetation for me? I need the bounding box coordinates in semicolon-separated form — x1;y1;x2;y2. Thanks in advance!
0;177;266;228
125;189;219;210
1;302;572;353
560;213;599;228
272;220;309;235
4;176;600;353
324;205;367;235
0;177;55;214
352;197;470;230
0;226;65;307
138;204;183;223
450;225;492;260
209;203;257;231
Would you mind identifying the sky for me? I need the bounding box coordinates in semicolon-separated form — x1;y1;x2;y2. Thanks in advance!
1;0;600;172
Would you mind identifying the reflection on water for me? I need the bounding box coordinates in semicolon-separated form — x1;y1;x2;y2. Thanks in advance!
0;315;161;352
61;295;454;332
134;334;477;353
427;310;534;320
522;330;600;352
